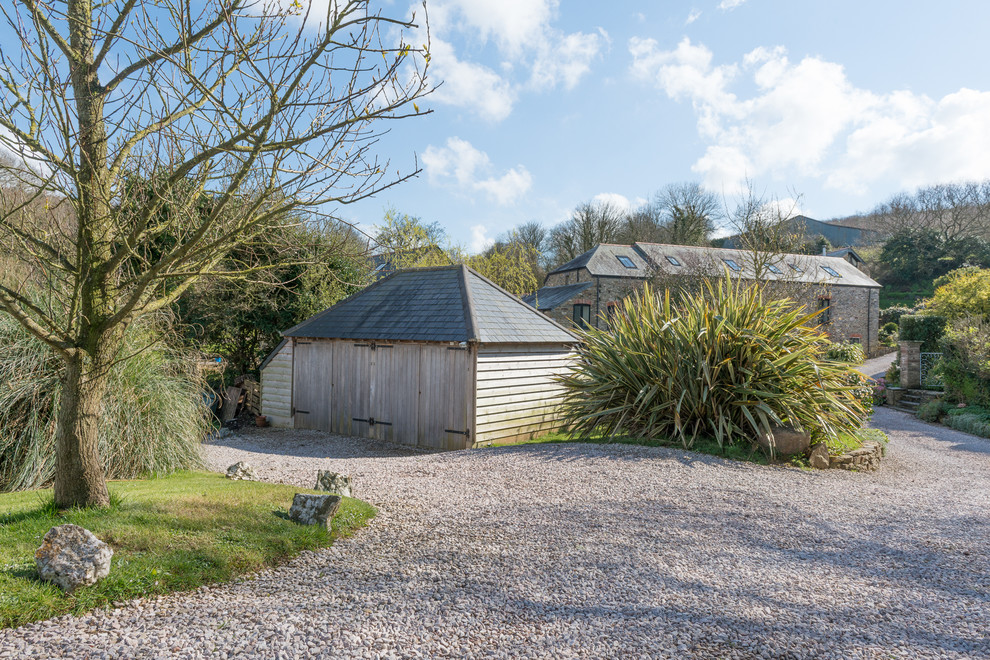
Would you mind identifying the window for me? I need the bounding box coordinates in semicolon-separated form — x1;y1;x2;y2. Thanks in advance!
789;263;803;274
573;303;592;328
817;297;832;324
374;262;388;272
722;258;741;272
616;255;636;269
767;264;783;275
848;336;862;344
821;265;842;278
666;256;681;266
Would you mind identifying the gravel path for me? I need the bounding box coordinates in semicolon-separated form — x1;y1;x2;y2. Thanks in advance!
858;351;897;380
2;408;988;659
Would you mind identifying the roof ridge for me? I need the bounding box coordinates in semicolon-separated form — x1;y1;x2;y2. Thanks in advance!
458;264;479;343
463;266;579;341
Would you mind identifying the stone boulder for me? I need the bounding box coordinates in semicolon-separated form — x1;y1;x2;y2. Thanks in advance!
809;443;831;470
226;461;257;481
35;524;113;593
314;471;353;498
758;425;812;457
288;493;342;531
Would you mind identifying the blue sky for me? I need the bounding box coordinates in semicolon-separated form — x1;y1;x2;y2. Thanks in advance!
338;0;990;251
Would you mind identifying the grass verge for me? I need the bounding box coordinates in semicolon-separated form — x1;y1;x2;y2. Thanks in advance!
509;428;889;465
507;430;770;465
0;471;375;629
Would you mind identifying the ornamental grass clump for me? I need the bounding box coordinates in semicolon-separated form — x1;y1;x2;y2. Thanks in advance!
558;275;868;450
0;313;206;492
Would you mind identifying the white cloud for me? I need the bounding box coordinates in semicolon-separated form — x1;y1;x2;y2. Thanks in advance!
686;9;702;25
718;0;747;9
425;0;604;120
470;224;495;253
630;37;990;195
429;38;517;122
422;137;532;205
592;192;633;213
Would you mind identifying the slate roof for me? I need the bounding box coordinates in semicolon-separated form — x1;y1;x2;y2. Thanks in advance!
521;281;593;311
826;247;866;264
283;265;577;344
549;244;651;278
634;242;881;289
720;215;881;249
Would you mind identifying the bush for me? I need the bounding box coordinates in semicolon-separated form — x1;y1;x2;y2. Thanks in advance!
939;316;990;407
899;314;946;352
942;412;990;438
879;305;914;327
0;314;206;492
885;358;901;387
558;277;868;451
927;267;990;321
825;341;866;364
917;399;951;423
879;322;899;346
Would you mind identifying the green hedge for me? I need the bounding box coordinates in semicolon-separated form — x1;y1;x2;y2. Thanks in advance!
899;314;946;352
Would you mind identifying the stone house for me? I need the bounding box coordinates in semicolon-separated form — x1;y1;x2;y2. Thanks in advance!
522;242;883;356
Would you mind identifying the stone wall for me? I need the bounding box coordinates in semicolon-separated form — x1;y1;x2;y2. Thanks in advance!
829;442;883;471
541;269;880;350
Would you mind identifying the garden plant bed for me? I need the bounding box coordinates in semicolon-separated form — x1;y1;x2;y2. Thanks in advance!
0;471;375;628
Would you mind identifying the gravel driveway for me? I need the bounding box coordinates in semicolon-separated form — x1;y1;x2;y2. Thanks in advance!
2;408;988;659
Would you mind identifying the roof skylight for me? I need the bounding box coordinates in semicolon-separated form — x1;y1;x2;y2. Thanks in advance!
767;264;783;275
666;256;681;266
722;258;741;272
616;255;636;268
821;265;842;278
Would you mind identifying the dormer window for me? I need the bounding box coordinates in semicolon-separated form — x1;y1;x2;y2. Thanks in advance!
723;258;741;272
616;255;636;269
821;265;841;278
666;256;681;266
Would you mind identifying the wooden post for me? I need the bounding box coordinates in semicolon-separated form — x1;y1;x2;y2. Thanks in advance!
899;340;923;389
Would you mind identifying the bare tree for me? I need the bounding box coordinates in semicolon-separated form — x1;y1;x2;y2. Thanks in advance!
0;0;431;507
654;182;720;245
870;181;990;241
728;182;806;280
548;200;623;268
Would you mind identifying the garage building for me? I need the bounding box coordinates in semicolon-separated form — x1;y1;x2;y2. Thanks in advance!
260;265;578;450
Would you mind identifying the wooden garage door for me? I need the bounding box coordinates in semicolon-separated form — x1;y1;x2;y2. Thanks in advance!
292;340;333;430
417;345;474;450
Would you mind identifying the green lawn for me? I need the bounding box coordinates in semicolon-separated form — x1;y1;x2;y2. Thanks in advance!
0;471;375;628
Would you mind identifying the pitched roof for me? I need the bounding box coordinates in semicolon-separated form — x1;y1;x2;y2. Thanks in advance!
283;265;578;344
521;281;593;311
826;247;866;264
634;242;881;288
721;215;881;249
549;244;652;278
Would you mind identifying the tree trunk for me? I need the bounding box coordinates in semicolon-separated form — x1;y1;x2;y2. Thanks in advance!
53;353;111;508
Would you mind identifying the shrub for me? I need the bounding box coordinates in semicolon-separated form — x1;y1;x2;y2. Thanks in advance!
0;314;206;492
899;314;946;352
917;399;951;423
939;316;990;407
873;377;887;406
885;358;901;387
927;267;990;321
942;412;990;438
558;276;868;451
879;305;914;327
879;322;899;346
825;341;866;364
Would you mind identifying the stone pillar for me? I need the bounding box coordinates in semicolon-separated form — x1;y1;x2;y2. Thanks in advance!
899;340;923;389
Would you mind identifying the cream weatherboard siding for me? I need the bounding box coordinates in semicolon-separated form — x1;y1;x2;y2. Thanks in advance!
260;340;293;427
474;344;576;446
